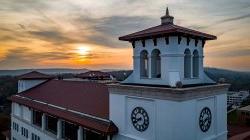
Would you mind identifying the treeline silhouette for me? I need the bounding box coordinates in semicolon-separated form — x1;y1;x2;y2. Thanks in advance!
0;68;249;106
205;68;250;91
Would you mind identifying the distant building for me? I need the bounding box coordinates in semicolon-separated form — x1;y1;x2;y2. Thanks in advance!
76;71;114;80
227;91;249;106
17;71;54;93
10;7;229;140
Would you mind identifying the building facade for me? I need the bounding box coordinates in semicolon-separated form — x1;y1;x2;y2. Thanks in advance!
11;73;117;140
227;91;249;106
10;7;229;140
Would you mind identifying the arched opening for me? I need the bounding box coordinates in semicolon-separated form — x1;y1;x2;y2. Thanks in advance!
140;50;149;78
193;50;199;77
184;49;191;78
151;49;161;78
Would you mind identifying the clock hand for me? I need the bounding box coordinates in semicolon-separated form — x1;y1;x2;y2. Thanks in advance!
204;117;210;126
137;117;142;121
133;117;142;123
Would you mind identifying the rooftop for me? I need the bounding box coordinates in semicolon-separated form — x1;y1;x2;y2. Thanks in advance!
18;71;54;80
10;80;118;134
238;105;250;112
119;8;216;41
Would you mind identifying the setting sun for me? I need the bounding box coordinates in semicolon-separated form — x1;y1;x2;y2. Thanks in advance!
77;46;91;56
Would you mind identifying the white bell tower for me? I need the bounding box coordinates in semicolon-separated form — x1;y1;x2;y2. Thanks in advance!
109;7;229;140
119;7;215;87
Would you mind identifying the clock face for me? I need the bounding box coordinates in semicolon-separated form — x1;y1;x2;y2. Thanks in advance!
131;107;149;132
199;107;212;132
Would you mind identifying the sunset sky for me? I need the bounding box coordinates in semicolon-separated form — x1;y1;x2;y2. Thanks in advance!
0;0;249;71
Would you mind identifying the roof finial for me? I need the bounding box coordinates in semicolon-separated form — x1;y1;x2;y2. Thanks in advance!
161;7;174;25
166;7;169;16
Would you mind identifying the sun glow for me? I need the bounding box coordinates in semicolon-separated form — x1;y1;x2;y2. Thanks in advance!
77;46;91;56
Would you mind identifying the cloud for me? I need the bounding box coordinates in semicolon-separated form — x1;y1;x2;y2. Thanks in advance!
0;27;13;32
207;46;250;58
0;47;74;68
29;30;76;45
218;13;250;24
0;0;249;70
73;15;155;47
95;16;155;36
0;36;16;41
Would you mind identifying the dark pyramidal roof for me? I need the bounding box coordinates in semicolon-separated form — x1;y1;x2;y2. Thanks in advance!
119;7;216;41
18;71;54;80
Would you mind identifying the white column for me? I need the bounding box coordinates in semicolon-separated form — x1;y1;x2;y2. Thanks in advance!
200;55;204;77
77;126;83;140
30;108;33;124
20;105;23;119
11;103;14;116
83;129;86;140
190;55;193;78
148;55;152;78
57;119;62;139
107;135;111;140
42;113;46;131
133;56;140;79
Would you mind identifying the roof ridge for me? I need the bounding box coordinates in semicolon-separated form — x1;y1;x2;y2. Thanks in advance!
17;79;53;94
119;24;163;38
18;71;54;80
119;23;216;41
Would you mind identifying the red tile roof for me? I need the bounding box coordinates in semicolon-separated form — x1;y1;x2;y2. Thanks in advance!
10;80;118;135
18;71;54;80
76;71;111;79
119;24;217;41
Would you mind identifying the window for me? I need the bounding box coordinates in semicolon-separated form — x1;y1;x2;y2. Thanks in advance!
46;115;57;134
21;127;28;138
151;49;161;78
184;49;191;78
13;122;19;132
14;103;21;116
140;50;149;78
33;110;42;127
62;121;78;140
32;133;40;140
165;36;169;45
192;50;199;77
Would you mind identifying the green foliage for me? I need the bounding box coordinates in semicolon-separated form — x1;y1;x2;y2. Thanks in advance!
0;113;10;140
241;96;250;107
228;110;238;125
0;76;16;139
0;76;17;114
205;68;250;91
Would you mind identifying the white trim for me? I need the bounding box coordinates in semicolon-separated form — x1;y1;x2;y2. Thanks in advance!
68;109;110;123
13;95;111;123
33;100;47;105
161;54;185;57
47;104;66;110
